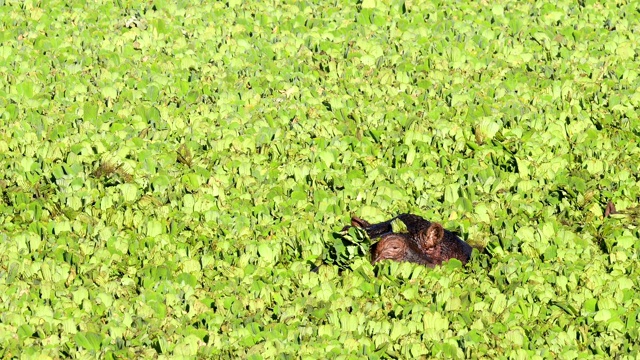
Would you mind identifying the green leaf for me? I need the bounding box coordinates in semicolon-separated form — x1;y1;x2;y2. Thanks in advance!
120;183;138;202
361;0;376;9
258;242;275;263
17;324;34;340
594;309;611;322
75;332;103;351
101;86;117;100
146;219;163;237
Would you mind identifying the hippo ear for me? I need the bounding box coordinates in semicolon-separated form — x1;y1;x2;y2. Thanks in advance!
418;222;444;249
350;215;371;228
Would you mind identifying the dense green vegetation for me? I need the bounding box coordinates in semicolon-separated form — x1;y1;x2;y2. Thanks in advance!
1;0;640;358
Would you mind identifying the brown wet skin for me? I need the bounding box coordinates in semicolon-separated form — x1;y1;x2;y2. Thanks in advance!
349;213;473;266
372;233;436;267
